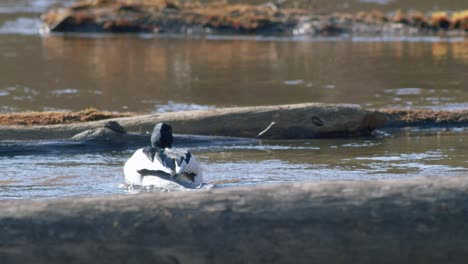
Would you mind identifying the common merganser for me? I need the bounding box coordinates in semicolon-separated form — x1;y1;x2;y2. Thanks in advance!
124;123;203;188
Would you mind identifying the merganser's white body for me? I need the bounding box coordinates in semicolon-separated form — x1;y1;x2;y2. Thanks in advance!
124;147;203;188
124;122;203;188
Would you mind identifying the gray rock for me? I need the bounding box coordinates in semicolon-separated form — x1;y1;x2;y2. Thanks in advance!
71;121;127;145
1;175;468;263
0;103;387;140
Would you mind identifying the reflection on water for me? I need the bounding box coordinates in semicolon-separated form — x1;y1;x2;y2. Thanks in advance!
0;131;466;199
0;35;466;112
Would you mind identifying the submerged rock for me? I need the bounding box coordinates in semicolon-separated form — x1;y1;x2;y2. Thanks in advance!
71;120;127;144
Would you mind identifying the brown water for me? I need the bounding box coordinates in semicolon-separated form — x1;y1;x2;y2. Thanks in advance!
0;0;467;199
0;35;467;113
0;1;467;113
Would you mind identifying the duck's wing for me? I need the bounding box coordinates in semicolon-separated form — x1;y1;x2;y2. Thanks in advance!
141;146;177;175
164;149;197;173
164;148;202;184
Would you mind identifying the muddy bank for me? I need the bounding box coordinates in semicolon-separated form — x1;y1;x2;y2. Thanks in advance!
41;0;467;35
1;175;468;263
0;103;386;141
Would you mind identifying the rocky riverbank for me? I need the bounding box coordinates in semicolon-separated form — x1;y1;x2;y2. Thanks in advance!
0;104;466;155
0;104;466;132
41;0;467;36
0;103;387;140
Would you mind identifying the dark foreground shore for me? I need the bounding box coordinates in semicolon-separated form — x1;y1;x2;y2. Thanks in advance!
1;175;468;263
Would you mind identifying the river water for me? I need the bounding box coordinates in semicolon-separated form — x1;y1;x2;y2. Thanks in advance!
0;0;467;199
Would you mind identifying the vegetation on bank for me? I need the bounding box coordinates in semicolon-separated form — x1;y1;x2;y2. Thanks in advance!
380;108;468;128
0;108;132;126
41;0;467;34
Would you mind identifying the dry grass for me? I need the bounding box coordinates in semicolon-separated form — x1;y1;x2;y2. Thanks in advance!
379;109;468;124
0;108;134;126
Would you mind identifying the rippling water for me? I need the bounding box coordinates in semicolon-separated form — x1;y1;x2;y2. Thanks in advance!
0;0;467;199
1;131;466;199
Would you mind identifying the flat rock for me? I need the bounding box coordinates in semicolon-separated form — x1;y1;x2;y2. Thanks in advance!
0;103;387;140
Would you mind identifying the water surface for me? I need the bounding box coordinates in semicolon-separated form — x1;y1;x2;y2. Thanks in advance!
0;0;467;199
0;0;467;113
0;35;466;113
0;131;466;199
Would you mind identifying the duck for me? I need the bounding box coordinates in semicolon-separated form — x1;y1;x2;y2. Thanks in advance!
124;122;203;188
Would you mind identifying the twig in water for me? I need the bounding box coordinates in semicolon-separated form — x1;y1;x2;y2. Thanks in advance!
256;122;276;138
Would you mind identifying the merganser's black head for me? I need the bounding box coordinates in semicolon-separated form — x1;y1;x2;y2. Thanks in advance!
151;123;173;149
